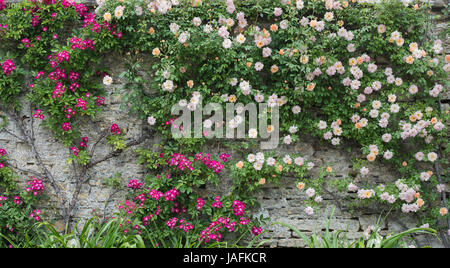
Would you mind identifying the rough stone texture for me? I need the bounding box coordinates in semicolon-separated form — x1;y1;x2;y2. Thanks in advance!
0;0;448;248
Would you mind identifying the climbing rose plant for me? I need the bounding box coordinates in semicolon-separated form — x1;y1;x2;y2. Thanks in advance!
0;0;448;246
109;0;449;229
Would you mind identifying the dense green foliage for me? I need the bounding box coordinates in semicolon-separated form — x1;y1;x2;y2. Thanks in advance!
0;0;448;248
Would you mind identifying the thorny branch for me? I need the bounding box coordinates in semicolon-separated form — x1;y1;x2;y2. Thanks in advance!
5;162;45;178
86;134;149;169
2;108;69;223
102;187;126;222
89;130;108;158
2;127;26;142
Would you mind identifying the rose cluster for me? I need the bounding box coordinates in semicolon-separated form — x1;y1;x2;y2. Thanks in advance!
232;200;246;216
0;0;6;11
168;153;194;172
199;217;239;243
128;179;143;190
2;59;16;77
29;209;41;221
194;153;224;173
196;197;205;210
26;177;45;196
118;200;137;215
110;123;121;135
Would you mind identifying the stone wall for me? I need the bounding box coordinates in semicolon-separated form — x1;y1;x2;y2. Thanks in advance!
0;0;448;247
